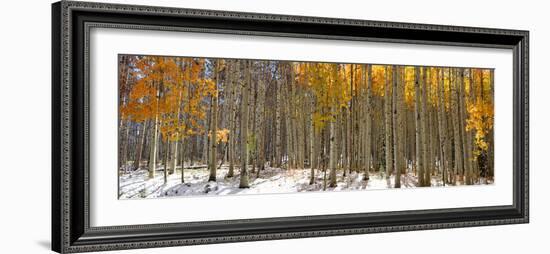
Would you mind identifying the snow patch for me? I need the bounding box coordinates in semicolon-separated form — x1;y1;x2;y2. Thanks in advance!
118;166;491;199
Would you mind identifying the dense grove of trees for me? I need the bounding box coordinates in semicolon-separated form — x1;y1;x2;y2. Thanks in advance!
119;55;494;189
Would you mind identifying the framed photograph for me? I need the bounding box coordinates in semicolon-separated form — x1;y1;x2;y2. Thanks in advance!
52;1;529;253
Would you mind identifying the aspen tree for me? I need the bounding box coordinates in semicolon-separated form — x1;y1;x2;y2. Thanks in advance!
384;66;393;179
227;60;237;177
414;67;424;186
364;64;372;180
239;60;252;188
392;66;401;188
208;60;220;182
436;69;448;185
419;67;430;186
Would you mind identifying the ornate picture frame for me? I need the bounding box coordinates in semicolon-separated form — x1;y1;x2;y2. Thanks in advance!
52;1;529;253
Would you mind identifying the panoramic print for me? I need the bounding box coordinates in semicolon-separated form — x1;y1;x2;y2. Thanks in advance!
117;55;494;199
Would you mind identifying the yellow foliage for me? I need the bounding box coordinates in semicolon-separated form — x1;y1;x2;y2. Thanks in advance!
122;56;215;142
121;56;495;156
466;100;494;152
208;128;230;144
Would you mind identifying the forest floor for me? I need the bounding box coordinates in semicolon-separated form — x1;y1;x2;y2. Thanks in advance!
119;165;453;199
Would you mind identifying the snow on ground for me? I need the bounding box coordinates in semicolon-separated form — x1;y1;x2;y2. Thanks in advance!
119;165;492;199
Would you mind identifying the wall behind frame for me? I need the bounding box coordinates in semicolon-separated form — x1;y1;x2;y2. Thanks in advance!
0;0;545;253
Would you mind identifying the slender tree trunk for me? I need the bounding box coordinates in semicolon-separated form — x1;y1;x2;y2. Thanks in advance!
421;67;430;186
309;92;317;184
385;66;393;179
328;80;338;188
436;69;448;186
184;138;189;183
119;120;131;173
208;61;219;182
328;115;338;187
468;69;479;182
148;87;160;179
284;67;293;170
425;69;433;185
393;66;402;188
450;68;463;184
488;70;495;179
203;102;211;165
239;60;251;188
458;69;472;185
399;68;407;176
323;123;330;190
275;67;283;169
163;138;169;184
349;65;356;173
342;106;349;178
134;121;147;170
227;61;237;177
414;67;424;186
256;68;267;177
250;71;259;174
171;81;185;175
364;65;372;180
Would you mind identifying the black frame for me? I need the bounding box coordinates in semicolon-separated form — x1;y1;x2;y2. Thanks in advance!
52;1;529;253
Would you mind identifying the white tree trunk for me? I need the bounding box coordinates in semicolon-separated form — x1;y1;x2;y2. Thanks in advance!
239;60;251;188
